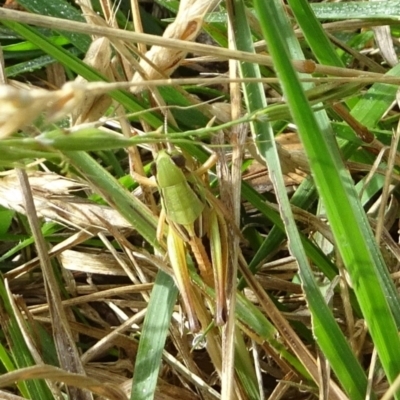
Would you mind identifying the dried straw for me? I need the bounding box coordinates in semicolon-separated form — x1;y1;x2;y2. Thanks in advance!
130;0;221;93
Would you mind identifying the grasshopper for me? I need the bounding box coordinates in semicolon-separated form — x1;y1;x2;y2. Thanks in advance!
153;150;228;332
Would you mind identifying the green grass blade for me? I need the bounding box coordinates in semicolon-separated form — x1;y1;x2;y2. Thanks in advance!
0;278;54;399
288;0;344;67
130;271;178;400
0;342;30;398
232;1;368;396
15;0;90;51
311;0;400;20
254;0;400;397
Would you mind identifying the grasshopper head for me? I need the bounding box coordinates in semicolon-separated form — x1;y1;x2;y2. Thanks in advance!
154;150;187;187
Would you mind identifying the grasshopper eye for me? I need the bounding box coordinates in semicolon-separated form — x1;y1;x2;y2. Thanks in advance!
150;162;157;176
171;154;186;169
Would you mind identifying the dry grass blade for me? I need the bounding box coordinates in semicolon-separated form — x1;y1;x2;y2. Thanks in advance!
214;122;247;400
71;37;113;125
59;249;130;276
131;0;221;92
0;7;391;78
218;3;244;394
0;391;28;400
0;365;128;400
373;24;398;67
3;229;98;280
16;169;92;400
0;171;132;231
374;90;400;243
81;311;147;364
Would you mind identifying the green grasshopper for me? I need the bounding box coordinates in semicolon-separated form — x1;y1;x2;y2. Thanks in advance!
153;150;228;332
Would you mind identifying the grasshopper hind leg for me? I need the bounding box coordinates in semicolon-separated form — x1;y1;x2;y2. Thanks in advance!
167;226;201;332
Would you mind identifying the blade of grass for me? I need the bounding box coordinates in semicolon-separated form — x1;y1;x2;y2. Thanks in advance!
254;0;400;397
15;0;90;52
311;0;400;20
130;271;178;400
340;65;400;327
275;0;400;329
231;1;365;397
288;0;344;68
0;278;54;399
